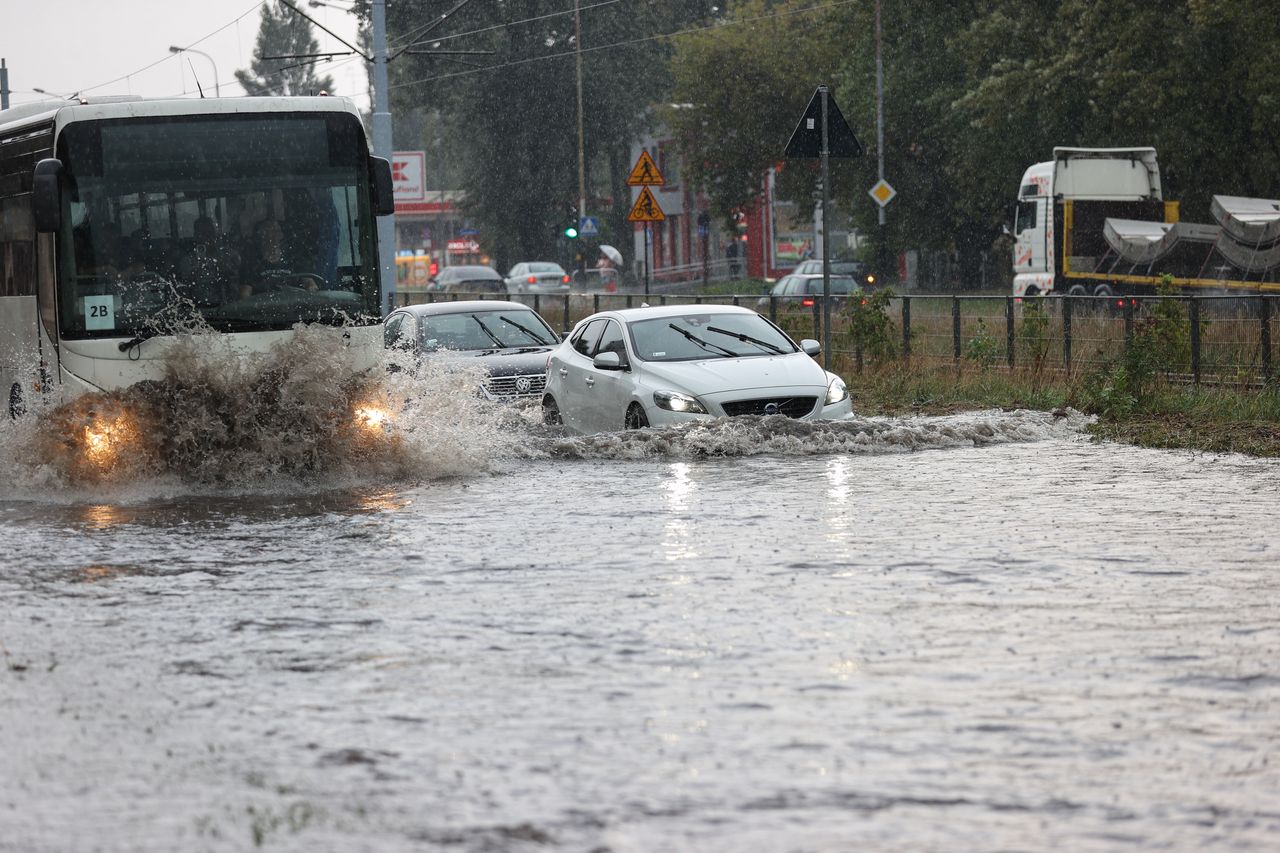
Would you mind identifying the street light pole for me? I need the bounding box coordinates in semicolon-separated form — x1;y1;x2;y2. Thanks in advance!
168;46;220;97
574;0;586;273
371;0;397;314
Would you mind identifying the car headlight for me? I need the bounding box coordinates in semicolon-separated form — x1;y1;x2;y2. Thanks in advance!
653;390;707;414
825;375;848;405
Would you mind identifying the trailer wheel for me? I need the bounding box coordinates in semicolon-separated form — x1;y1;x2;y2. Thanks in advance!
1067;284;1088;297
1093;283;1114;298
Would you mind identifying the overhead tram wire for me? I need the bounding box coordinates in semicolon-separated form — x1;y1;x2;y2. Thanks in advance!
388;0;860;90
75;1;266;98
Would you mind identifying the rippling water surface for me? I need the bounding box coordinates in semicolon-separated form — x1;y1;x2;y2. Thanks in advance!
1;336;1277;851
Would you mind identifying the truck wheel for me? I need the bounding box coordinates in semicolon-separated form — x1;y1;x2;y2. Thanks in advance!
1093;283;1114;298
1067;284;1088;297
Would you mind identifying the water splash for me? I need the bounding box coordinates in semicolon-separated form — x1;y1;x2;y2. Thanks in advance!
520;409;1094;461
0;325;516;497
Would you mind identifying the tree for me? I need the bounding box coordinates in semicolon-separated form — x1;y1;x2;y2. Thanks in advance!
235;1;336;97
383;0;717;270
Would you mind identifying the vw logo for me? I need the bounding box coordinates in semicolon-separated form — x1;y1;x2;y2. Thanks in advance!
515;376;532;393
763;402;780;416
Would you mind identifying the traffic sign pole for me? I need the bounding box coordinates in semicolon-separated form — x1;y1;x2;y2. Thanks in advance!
820;86;832;371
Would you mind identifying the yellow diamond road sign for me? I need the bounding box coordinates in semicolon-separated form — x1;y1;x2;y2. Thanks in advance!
869;179;897;207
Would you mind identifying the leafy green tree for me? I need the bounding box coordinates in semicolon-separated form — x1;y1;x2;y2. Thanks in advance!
236;1;336;97
383;0;717;270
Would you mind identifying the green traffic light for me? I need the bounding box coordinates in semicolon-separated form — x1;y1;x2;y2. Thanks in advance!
565;227;579;238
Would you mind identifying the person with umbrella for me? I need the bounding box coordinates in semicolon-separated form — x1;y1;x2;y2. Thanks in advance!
596;244;623;292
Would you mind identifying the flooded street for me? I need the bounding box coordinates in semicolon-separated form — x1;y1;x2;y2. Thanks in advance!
2;406;1278;851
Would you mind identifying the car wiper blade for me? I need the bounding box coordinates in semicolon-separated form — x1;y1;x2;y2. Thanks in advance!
497;314;550;345
705;325;787;354
471;314;507;348
667;323;736;357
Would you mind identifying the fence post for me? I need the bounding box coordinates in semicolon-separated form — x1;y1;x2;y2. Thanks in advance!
1006;296;1015;368
769;296;778;323
952;296;961;362
562;294;571;332
732;295;740;307
812;299;821;341
1189;296;1201;385
1123;297;1134;354
626;294;633;309
898;296;909;364
1062;295;1073;372
1262;295;1273;383
593;294;600;315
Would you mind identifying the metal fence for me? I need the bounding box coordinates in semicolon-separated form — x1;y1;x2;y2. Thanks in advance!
396;291;1278;385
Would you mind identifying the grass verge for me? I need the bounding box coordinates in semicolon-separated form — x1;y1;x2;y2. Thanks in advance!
842;362;1280;457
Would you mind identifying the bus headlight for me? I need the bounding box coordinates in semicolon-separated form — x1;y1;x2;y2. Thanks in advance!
82;412;136;467
352;404;394;434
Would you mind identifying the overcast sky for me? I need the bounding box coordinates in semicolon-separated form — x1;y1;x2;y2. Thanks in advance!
1;0;368;110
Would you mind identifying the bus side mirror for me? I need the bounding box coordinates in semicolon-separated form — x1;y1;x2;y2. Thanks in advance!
33;158;64;233
370;156;395;216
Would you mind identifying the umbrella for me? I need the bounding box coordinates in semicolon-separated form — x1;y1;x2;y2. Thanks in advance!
599;244;623;265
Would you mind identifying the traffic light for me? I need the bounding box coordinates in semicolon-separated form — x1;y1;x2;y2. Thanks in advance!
564;224;578;239
564;201;579;238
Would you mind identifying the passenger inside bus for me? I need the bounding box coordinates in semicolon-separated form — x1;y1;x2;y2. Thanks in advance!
177;216;241;305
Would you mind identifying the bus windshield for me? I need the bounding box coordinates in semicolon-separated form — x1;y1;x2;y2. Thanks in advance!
56;112;380;339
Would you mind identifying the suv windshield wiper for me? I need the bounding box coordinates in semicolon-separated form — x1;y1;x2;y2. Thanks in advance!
497;314;550;345
705;325;787;355
471;314;507;348
668;323;736;358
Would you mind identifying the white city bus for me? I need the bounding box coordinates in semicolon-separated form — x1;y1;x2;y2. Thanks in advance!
0;95;393;418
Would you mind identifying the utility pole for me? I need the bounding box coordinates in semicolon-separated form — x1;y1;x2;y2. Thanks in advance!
371;0;397;314
574;0;587;275
875;0;888;280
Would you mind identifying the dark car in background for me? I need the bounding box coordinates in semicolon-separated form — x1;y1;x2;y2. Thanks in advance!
757;273;860;309
429;265;507;295
793;259;874;283
383;300;559;401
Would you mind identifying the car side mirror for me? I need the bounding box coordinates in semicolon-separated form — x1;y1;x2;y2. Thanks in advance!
33;158;64;233
593;351;624;371
800;339;821;357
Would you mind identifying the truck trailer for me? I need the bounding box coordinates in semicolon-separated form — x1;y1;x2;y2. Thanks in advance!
1011;147;1280;298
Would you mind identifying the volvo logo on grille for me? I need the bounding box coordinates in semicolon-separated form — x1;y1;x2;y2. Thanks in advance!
763;402;781;415
515;376;532;394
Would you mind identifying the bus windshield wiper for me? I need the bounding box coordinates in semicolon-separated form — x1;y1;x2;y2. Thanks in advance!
668;323;736;357
705;325;787;354
471;315;507;348
497;314;549;345
117;328;164;352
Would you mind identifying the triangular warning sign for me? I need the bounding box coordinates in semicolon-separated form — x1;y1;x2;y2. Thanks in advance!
627;186;666;222
627;150;665;186
784;86;862;159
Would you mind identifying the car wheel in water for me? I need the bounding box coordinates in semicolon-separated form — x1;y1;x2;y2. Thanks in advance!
542;394;562;426
625;403;649;430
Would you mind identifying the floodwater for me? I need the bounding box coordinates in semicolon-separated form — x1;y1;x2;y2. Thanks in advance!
1;328;1278;851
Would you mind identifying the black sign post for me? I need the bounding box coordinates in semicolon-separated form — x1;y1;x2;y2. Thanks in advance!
785;85;862;370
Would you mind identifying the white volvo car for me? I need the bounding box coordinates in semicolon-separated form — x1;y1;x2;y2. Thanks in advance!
542;304;853;433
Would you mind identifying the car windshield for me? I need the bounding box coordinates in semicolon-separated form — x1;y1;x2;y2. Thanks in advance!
420;309;555;350
628;312;797;362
